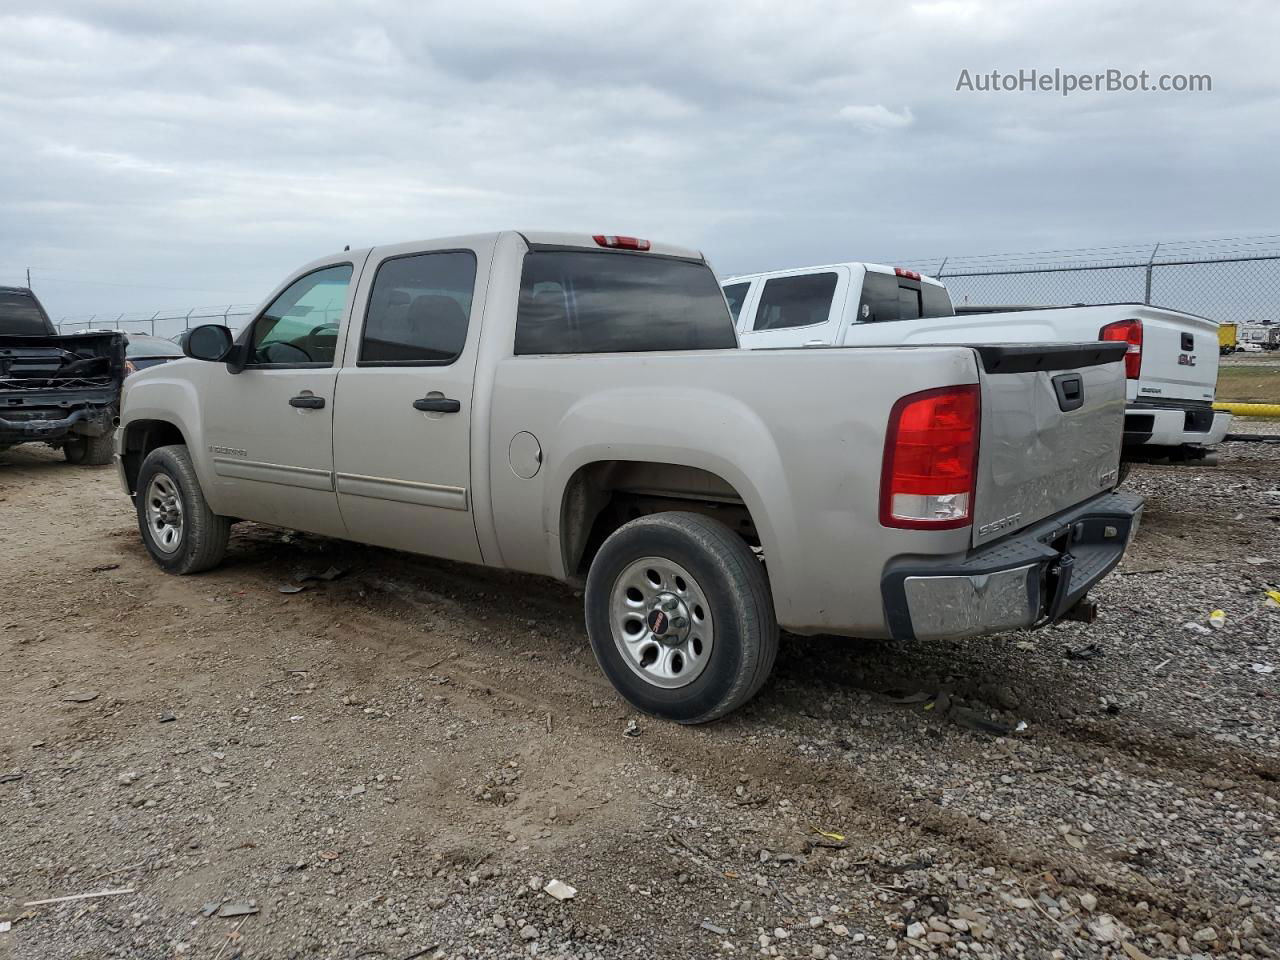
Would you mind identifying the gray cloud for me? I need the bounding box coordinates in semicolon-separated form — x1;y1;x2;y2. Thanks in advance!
0;0;1275;319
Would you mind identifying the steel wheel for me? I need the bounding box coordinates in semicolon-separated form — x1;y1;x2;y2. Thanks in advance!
608;556;714;689
144;472;184;554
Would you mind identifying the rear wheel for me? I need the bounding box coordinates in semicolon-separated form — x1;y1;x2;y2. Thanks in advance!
63;431;115;466
135;444;230;574
584;512;778;724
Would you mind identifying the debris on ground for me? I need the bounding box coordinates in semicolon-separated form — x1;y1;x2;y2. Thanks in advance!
622;719;640;737
61;691;99;703
1065;641;1104;660
543;879;576;900
216;902;259;918
90;562;119;572
1208;609;1226;629
23;888;135;907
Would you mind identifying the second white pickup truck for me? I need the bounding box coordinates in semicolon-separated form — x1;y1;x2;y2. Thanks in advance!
117;231;1141;722
723;262;1231;466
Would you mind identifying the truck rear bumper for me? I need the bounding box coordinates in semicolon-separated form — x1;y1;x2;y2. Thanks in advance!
881;491;1143;642
1123;403;1231;449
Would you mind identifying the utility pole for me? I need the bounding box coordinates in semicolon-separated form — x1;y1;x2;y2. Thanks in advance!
26;267;31;288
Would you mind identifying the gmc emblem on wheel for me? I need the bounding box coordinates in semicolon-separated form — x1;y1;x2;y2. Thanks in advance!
1178;353;1197;366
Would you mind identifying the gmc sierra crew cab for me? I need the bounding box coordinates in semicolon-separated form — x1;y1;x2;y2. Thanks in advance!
117;231;1141;723
0;286;125;464
723;262;1231;467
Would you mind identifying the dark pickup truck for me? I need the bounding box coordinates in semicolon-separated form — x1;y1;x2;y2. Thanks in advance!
0;287;125;464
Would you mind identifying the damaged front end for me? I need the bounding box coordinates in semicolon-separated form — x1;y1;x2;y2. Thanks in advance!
0;332;127;451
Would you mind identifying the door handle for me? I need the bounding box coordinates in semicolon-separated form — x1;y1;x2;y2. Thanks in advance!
412;396;461;413
289;395;326;409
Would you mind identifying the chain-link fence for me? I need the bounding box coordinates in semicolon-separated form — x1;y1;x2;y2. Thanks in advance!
57;304;256;340
900;236;1280;439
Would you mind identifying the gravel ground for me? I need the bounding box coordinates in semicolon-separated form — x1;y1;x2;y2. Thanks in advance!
1;441;1277;960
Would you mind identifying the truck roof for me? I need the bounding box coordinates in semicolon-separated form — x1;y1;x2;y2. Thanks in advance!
722;261;947;288
318;231;705;265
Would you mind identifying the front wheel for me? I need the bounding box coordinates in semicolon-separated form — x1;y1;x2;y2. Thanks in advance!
135;444;231;574
584;512;778;724
63;431;115;465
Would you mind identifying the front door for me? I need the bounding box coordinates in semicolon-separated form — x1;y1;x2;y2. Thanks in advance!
202;260;359;539
331;240;490;564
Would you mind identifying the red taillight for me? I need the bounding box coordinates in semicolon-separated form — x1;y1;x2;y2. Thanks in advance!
894;267;921;281
880;385;980;530
1099;318;1142;379
593;234;651;251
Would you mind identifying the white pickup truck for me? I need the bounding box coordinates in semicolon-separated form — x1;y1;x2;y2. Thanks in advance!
117;231;1141;722
722;262;1231;466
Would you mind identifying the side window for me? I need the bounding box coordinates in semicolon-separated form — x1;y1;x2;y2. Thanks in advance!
722;282;751;323
360;251;477;364
753;273;837;331
249;264;353;366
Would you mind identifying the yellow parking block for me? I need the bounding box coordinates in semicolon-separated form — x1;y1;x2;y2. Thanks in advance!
1213;401;1280;417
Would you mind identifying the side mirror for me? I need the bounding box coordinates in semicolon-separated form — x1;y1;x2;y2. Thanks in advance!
184;324;234;362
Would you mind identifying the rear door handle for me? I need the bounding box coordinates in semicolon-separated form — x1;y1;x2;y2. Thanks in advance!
412;396;461;413
289;395;325;409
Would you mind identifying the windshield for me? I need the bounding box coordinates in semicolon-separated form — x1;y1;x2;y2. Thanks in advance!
126;336;185;357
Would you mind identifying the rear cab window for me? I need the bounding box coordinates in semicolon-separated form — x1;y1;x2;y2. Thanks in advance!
859;271;954;323
0;290;55;336
514;250;737;355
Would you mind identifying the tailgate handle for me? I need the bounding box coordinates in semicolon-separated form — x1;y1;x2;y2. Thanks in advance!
1181;332;1194;351
1052;373;1085;412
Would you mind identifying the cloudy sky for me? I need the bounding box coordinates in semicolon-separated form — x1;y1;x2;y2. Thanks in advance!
1;0;1276;320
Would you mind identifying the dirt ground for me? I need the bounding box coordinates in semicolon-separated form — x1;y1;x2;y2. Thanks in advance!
1;442;1277;960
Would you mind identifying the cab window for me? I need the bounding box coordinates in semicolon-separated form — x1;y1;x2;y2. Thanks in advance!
248;264;353;366
359;251;476;364
753;273;837;331
721;282;751;323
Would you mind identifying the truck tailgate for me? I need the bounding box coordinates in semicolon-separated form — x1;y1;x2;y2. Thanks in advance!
971;342;1128;547
1128;306;1219;403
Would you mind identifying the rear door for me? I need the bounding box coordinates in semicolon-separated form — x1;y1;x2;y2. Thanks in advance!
1128;308;1220;403
330;239;492;564
736;267;850;349
970;343;1128;547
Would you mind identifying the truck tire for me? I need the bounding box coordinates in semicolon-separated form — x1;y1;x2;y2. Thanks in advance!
63;431;116;466
135;444;231;575
584;512;778;724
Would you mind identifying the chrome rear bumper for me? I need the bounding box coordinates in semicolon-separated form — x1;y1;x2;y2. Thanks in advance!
881;491;1143;642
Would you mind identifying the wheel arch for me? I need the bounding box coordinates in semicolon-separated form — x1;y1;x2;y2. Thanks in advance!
555;457;794;618
119;419;189;494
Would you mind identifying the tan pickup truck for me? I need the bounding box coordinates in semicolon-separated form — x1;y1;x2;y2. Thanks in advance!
116;231;1142;722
